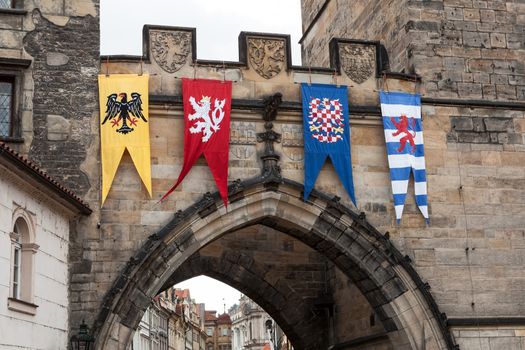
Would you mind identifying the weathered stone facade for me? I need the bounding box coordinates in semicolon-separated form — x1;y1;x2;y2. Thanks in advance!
300;0;525;101
0;1;99;195
1;0;524;349
1;0;99;347
301;1;525;349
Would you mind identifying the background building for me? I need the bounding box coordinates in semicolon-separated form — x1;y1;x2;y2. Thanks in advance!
205;310;232;350
230;295;289;350
131;288;207;350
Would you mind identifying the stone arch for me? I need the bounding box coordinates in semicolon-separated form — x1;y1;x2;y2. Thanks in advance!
161;251;329;349
12;206;36;243
92;178;456;350
9;207;38;306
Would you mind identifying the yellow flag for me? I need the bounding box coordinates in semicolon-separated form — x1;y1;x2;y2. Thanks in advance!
98;74;151;205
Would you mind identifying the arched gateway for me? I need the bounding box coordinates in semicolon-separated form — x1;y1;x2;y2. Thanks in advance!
93;175;455;349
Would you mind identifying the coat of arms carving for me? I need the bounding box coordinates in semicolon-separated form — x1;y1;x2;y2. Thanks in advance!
150;31;191;73
248;38;285;79
339;43;376;84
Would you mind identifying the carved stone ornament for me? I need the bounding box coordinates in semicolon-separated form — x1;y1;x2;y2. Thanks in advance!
281;124;303;148
248;38;285;79
230;121;257;145
339;43;376;84
150;31;191;73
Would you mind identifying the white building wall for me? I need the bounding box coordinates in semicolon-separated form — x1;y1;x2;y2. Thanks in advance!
0;175;72;350
230;296;274;350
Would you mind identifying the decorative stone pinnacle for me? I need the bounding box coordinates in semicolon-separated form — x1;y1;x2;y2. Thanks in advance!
257;93;283;181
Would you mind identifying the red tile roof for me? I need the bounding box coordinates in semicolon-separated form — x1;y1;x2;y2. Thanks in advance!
175;288;190;299
0;142;91;215
217;312;232;324
205;310;218;321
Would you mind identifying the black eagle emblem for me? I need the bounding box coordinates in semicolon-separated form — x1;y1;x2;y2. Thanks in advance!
102;92;147;134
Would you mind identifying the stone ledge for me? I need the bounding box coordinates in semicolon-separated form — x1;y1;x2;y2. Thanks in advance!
7;297;38;315
448;317;525;327
0;136;24;143
0;57;32;68
0;8;27;16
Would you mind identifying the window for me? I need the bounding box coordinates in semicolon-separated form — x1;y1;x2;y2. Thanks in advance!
0;0;14;8
0;58;31;141
221;328;228;336
206;327;213;336
8;214;38;315
0;77;13;137
11;229;20;298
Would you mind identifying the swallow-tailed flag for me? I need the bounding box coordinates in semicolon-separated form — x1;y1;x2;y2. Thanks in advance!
99;74;151;206
161;78;232;205
301;83;356;206
380;91;428;224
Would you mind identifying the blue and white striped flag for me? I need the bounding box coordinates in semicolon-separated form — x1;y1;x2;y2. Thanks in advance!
380;91;429;224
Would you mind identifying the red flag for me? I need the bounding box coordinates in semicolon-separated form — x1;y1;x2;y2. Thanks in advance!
161;78;232;205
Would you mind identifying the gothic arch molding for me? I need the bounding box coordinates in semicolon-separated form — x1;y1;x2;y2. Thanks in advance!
92;177;456;350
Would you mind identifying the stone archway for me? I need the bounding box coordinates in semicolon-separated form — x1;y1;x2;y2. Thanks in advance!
92;177;456;350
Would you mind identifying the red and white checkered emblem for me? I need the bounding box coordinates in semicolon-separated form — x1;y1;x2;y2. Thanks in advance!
307;98;344;143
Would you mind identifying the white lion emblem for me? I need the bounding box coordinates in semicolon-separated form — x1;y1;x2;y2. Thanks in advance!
188;95;226;142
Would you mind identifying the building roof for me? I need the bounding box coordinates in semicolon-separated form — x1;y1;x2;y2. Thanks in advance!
205;310;218;321
175;288;190;299
217;312;232;324
0;142;91;215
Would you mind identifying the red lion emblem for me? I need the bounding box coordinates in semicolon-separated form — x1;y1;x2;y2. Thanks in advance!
390;115;416;153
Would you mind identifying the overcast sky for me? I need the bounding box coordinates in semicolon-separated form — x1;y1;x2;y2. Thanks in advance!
100;0;303;64
100;0;303;313
175;276;242;313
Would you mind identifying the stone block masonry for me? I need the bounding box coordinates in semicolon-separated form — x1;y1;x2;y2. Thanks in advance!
24;10;99;196
0;0;522;348
300;0;525;101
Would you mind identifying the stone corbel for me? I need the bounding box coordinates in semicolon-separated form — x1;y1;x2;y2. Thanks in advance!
9;231;19;242
21;243;39;254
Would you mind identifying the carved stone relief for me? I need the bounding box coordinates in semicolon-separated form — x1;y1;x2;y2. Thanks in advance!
150;31;191;73
230;146;254;160
281;124;303;147
248;38;285;79
339;43;376;84
230;122;256;160
281;124;304;163
230;121;257;145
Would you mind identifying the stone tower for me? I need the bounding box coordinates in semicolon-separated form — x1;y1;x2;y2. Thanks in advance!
1;1;524;349
300;0;524;101
300;1;525;349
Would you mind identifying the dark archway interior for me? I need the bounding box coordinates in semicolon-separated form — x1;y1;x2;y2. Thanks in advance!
158;224;392;349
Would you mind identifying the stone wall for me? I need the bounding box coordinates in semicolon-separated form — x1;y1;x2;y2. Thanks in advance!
300;0;410;71
300;0;525;101
0;0;99;195
0;0;100;345
76;26;525;349
300;2;525;347
2;0;522;347
407;1;525;100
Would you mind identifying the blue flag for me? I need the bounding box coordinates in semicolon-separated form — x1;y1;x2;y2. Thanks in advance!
379;91;429;224
301;83;356;206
